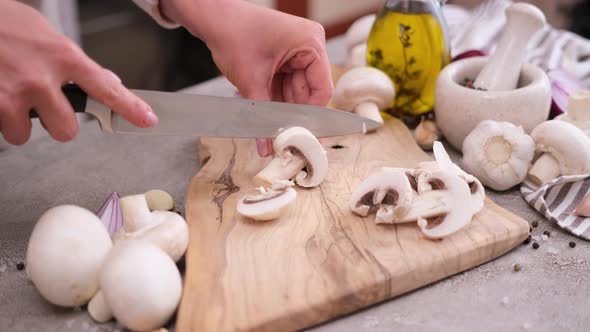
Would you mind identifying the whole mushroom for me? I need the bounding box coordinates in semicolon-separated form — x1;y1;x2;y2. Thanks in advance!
345;14;376;67
462;120;535;191
255;127;328;188
332;66;395;126
527;120;590;185
26;205;112;307
556;90;590;136
99;241;182;332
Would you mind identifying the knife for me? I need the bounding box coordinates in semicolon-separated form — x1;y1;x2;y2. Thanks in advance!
29;84;380;138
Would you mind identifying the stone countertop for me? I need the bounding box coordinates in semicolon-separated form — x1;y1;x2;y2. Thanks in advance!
1;37;589;332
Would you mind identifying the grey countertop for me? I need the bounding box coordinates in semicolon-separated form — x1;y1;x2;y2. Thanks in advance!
1;37;589;332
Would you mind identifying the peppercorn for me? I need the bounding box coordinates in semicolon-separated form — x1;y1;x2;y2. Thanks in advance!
543;230;551;237
532;242;540;249
569;241;577;248
523;235;532;245
513;264;522;272
531;220;539;228
16;262;25;271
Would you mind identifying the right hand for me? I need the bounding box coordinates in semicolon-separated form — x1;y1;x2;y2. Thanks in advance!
0;1;158;145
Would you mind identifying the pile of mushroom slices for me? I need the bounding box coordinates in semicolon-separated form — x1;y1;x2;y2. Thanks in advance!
237;126;329;221
26;191;188;332
461;118;590;191
350;142;485;239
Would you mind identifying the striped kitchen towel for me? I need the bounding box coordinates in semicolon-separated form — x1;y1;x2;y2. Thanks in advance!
521;175;590;240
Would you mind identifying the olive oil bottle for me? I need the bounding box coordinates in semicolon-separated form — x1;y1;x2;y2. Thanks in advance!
367;0;450;118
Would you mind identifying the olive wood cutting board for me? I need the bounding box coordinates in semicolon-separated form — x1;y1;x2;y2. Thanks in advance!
176;118;530;331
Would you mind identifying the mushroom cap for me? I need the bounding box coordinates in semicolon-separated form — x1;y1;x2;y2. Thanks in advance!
100;241;182;332
345;14;376;51
237;186;297;221
349;167;413;224
273;127;328;187
462;120;535;191
531;120;590;175
26;205;112;307
415;170;475;239
332;67;395;112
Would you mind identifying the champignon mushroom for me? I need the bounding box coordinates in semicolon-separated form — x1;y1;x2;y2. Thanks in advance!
89;194;188;323
527;120;590;186
350;168;414;224
26;205;112;307
414;170;477;239
462;120;535;191
254;127;328;188
237;180;297;221
556;90;590;136
345;14;376;67
431;141;485;213
99;241;182;332
332;66;395;126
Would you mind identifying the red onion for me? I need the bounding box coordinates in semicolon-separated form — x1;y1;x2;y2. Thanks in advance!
96;192;123;236
452;50;486;63
547;69;587;119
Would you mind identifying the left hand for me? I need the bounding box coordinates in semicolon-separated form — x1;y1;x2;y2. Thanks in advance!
161;0;333;156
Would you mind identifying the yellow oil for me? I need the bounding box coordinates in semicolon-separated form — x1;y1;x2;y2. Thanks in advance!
367;1;450;118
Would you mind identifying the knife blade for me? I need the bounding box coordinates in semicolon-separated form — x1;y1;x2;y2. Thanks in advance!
30;84;380;138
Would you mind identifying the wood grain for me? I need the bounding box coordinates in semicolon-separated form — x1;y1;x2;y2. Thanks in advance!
176;119;530;332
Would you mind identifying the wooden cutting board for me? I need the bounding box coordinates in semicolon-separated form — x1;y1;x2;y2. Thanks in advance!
176;118;530;331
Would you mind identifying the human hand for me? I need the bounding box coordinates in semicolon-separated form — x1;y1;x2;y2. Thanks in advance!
161;0;333;156
0;1;157;145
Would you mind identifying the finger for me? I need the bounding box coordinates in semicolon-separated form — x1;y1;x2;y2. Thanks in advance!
304;49;333;106
281;73;295;103
0;106;32;145
256;138;273;157
291;70;311;104
69;56;157;128
34;88;79;142
271;73;285;102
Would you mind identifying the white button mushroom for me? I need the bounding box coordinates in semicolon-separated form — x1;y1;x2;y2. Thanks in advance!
462;120;535;191
99;241;182;332
254;127;328;188
89;194;188;323
237;181;297;221
332;66;395;126
345;14;376;68
527;120;590;186
556;90;590;136
26;205;112;307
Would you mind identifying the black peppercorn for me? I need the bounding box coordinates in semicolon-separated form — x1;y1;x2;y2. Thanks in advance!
523;235;532;245
532;242;540;249
531;220;539;228
569;241;577;248
16;262;25;271
513;264;522;272
543;230;551;237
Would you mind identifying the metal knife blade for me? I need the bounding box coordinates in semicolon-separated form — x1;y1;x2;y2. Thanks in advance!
86;90;380;138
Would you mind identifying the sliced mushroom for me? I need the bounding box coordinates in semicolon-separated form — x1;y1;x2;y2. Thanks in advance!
237;181;297;221
414;170;476;239
254;127;328;188
350;168;413;224
527;120;590;186
462;120;535;191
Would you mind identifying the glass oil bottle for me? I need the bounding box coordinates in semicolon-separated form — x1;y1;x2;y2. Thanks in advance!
367;0;450;121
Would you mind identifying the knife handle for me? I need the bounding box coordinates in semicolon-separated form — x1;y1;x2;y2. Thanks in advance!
29;84;88;118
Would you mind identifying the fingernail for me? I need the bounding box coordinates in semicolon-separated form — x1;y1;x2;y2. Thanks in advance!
106;70;122;83
256;138;272;157
145;110;158;127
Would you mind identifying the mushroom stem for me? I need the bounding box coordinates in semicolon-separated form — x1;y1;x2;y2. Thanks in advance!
88;290;113;323
119;195;152;232
527;153;561;186
254;154;307;187
395;191;450;223
354;102;384;126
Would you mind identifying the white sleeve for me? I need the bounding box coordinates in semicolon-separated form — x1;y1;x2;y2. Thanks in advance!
130;0;181;29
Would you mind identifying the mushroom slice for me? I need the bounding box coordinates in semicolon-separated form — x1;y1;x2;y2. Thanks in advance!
414;170;476;239
237;182;297;221
350;168;413;224
432;141;485;213
462;120;535;191
255;127;328;188
527;120;590;186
